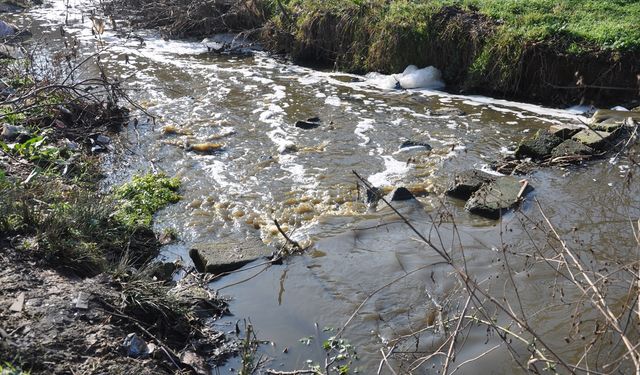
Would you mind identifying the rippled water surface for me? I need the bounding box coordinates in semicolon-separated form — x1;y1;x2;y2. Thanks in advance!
16;1;640;373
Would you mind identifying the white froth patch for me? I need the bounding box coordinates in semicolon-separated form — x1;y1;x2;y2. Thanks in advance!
203;160;236;188
368;156;411;187
355;118;375;146
477;164;504;177
325;96;342;106
365;65;445;90
266;85;286;100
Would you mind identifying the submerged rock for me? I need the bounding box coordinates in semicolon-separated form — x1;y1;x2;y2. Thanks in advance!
446;170;496;200
465;176;532;219
189;237;272;274
400;140;432;151
551;139;594;158
186;142;224;154
571;129;616;150
431;107;466;117
515;129;563;160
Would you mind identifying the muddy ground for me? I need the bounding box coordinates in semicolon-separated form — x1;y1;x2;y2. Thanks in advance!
0;245;236;374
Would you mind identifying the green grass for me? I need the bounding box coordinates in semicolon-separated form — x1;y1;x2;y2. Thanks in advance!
279;0;640;52
454;0;640;51
0;173;180;276
0;361;30;375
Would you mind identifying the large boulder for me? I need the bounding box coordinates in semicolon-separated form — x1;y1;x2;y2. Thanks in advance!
465;176;532;219
515;129;563;160
189;236;272;274
446;170;495;200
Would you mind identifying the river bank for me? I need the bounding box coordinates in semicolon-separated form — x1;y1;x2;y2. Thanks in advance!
103;0;640;108
0;15;235;373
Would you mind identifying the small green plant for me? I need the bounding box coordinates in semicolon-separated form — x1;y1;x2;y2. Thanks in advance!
0;361;30;375
0;168;7;188
113;173;181;229
322;336;357;374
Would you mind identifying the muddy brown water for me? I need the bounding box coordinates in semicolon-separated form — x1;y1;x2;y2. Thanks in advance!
15;1;640;373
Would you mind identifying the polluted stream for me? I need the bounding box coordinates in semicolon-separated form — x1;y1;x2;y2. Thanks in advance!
15;1;640;373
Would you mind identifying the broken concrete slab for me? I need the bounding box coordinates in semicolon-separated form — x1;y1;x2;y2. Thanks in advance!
549;124;584;140
465;176;532;219
591;118;624;133
74;292;89;310
515;129;563;160
551;139;594;158
189;236;272;274
572;129;617;150
446;170;496;200
9;292;25;312
591;109;640;124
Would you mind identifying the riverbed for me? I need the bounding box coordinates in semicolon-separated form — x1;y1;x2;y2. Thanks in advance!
15;1;640;373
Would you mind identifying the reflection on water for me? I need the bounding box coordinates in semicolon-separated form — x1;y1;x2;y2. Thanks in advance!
20;1;640;373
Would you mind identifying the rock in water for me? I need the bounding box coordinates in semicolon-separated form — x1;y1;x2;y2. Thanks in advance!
0;20;17;37
515;129;563;160
551;139;594;158
571;129;616;150
400;140;432;151
189;236;272;274
549;124;584;140
591;118;624;133
446;170;496;200
431;107;466;117
385;187;415;201
465;176;532;219
295;117;321;129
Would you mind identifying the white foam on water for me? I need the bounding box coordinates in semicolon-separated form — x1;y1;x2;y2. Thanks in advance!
202;160;236;188
364;65;445;90
325;96;342;106
368;155;411;187
477;164;504;177
611;106;628;111
354;118;375;146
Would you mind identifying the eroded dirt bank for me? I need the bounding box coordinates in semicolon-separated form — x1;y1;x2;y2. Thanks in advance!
103;0;640;108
